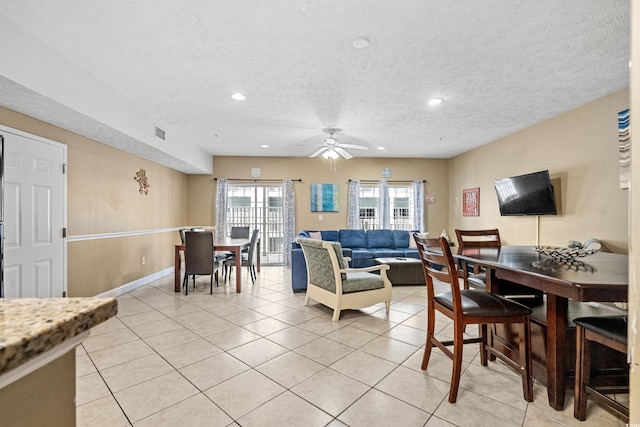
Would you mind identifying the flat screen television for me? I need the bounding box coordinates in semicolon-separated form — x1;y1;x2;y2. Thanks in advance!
494;170;557;216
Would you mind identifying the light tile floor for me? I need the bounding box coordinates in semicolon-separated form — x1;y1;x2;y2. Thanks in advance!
76;267;628;426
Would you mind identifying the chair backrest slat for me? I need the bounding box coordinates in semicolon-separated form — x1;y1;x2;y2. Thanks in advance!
455;229;501;252
413;233;461;305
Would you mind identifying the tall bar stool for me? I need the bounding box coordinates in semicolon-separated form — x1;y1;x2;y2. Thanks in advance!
414;234;533;403
573;315;629;421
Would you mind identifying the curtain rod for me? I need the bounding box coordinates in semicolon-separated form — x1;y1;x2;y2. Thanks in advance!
349;179;428;183
214;178;302;182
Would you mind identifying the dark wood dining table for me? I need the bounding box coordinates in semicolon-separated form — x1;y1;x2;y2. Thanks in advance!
455;246;628;411
174;237;257;293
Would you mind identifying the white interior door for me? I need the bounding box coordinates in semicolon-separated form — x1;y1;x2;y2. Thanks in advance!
2;127;66;298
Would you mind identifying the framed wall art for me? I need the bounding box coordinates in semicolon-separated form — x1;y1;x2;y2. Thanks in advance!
311;183;338;212
462;187;479;216
618;109;630;189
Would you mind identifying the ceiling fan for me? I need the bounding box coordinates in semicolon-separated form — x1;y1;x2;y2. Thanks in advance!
308;128;368;160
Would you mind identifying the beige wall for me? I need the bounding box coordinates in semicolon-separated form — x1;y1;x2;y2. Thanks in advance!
449;89;630;253
0;106;188;297
189;156;450;235
629;0;638;421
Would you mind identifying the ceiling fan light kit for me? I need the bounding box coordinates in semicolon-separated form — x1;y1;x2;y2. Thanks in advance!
322;149;340;159
308;128;368;160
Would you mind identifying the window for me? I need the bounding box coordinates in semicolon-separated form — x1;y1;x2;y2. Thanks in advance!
357;185;417;230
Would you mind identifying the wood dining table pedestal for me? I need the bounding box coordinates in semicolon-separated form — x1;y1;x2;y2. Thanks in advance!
174;237;255;293
455;246;628;411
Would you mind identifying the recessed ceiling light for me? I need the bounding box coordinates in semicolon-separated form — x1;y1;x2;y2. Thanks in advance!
261;144;269;148
377;147;385;150
353;37;370;49
231;93;246;101
428;98;443;106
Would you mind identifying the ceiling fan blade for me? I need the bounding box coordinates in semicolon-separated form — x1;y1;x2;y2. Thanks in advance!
339;143;368;150
334;147;353;159
309;146;328;158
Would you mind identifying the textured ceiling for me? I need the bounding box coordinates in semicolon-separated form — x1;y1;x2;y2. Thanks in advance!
0;0;630;166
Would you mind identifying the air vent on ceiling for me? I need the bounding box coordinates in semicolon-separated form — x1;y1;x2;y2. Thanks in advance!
155;126;166;141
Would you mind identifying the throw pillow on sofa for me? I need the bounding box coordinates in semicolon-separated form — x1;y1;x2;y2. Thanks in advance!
409;232;428;248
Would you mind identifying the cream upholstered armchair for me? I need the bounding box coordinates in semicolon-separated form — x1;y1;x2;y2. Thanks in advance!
296;237;392;321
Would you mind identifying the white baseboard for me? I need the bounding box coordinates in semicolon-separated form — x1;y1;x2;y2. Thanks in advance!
95;267;174;298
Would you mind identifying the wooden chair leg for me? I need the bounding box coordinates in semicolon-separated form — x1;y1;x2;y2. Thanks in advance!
520;318;533;401
183;273;188;295
487;324;497;361
478;324;488;366
575;325;589;420
421;311;436;370
449;324;465;403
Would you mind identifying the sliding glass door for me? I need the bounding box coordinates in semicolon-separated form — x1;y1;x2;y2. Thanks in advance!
226;184;284;264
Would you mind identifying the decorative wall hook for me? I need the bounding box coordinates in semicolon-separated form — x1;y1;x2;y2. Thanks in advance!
134;169;150;195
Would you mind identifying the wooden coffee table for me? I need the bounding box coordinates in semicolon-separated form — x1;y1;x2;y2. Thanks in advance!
374;257;424;285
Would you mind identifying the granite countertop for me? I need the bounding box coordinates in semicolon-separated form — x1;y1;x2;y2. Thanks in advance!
0;297;118;376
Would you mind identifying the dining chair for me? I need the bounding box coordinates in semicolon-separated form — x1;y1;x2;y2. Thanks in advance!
573;315;629;421
178;228;188;245
230;226;250;238
455;228;543;300
219;226;250;261
296;237;392;321
183;231;218;294
413;233;533;403
223;229;260;284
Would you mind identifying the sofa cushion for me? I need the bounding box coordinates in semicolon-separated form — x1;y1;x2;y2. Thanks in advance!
349;248;373;261
321;230;339;242
392;230;410;249
397;248;420;258
369;248;404;258
366;229;394;248
342;272;384;293
339;229;366;248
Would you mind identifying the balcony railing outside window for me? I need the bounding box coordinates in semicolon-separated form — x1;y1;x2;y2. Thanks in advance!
226;185;284;264
358;185;415;230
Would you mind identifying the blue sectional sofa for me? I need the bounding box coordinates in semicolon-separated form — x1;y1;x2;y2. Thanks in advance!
291;229;419;292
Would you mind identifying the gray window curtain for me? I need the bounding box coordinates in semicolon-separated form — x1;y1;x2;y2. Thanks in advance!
283;179;295;267
379;180;390;229
215;178;228;236
413;180;425;231
347;180;360;229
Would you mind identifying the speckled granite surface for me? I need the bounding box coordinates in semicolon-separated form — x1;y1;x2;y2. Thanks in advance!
0;297;117;375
